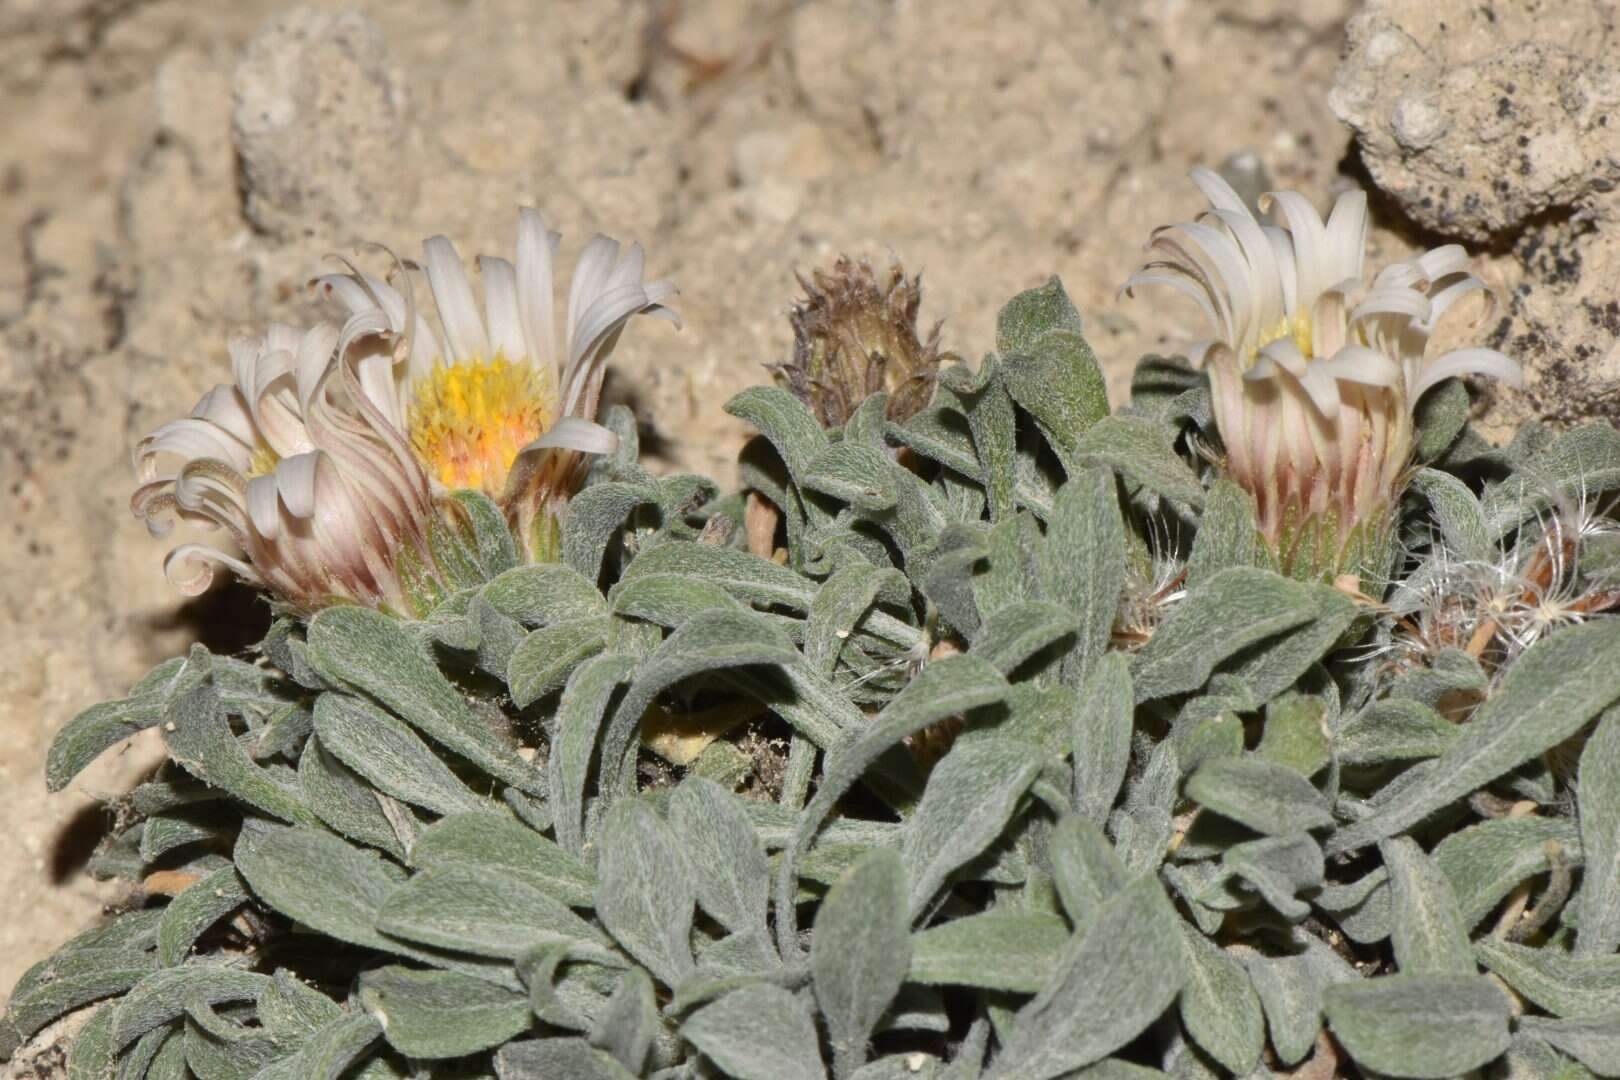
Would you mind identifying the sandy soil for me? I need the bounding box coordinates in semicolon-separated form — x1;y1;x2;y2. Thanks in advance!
1;0;1613;1054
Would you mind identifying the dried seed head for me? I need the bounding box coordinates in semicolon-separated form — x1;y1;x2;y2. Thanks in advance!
774;256;949;428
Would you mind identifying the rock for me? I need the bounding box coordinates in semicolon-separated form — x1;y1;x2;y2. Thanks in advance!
1332;0;1620;242
232;8;414;240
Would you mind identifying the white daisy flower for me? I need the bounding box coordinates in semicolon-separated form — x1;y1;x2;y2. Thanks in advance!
1126;168;1522;579
132;322;440;613
314;209;678;558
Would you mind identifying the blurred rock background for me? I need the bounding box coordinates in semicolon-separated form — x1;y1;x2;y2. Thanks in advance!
1;0;1615;1033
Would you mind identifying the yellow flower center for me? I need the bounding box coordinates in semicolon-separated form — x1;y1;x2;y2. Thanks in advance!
406;353;555;496
248;442;280;479
1255;311;1315;364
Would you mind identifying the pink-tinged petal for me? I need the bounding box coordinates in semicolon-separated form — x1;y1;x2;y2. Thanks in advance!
356;352;403;432
138;417;255;477
1260;190;1330;306
1323;188;1369;283
246;472;283;540
163;543;258;595
276;451;321;519
516;207;561;374
423;234;489;363
190;384;259;447
527;416;619;455
1123;269;1222;331
1313;346;1402;388
478;255;528;363
1410;348;1523;402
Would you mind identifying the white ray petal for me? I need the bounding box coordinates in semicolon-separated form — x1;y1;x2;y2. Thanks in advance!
1411;348;1524;402
478;255;528;364
423;234;489;363
525;416;619;455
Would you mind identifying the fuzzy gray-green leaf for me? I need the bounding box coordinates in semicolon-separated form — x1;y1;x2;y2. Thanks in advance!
1323;974;1511;1078
360;966;529;1059
1071;653;1133;825
596;799;698;985
507;617;610;707
901;737;1044;916
1177;927;1264;1075
1185;757;1333;835
908;909;1067;994
1575;708;1620;957
672;778;771;938
312;692;487;817
410;812;596;908
813;848;911;1077
1075;415;1204;511
1381;837;1474;975
1038;468;1125;685
1329;619;1620;855
1132;568;1318;701
992;874;1186;1079
683;985;827;1080
307;606;541;794
377;864;613;961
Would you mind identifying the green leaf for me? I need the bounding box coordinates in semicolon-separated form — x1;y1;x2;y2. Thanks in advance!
610;572;742;628
1434;815;1581;929
0;948;157;1059
1323;973;1512;1078
672;778;771;938
1255;693;1330;777
1071;654;1134;825
991;874;1186;1079
1221;833;1322;921
599;609;799;794
683;985;827;1080
1185;480;1259;586
482;563;609;626
1411;378;1472;463
1336;699;1459;765
1482;425;1620;540
1075;415;1204;510
1409;468;1489;560
1518;1013;1620;1075
156;865;248;967
812;848;910;1077
1039;468;1126;685
1236;948;1323;1068
1381;837;1474;975
901;737;1044;916
1185;757;1333;835
803;442;898;511
252;1013;383;1080
506;618;610;707
312;692;486;817
112;967;269;1050
1047;815;1129;929
1329;619;1620;855
298;738;408;860
726;385;832;490
359;966;529;1059
596;799;697;985
1131;568;1319;701
411;812;595;908
376;865;613;961
804;563;911;674
164;684;318;827
63;1000;117;1080
996;277;1110;467
972;601;1079;677
1576;708;1620;957
234;823;404;953
307;606;541;793
588;969;659;1074
1177;927;1264;1075
46;654;193;792
550;654;637;856
1475;938;1620;1018
775;656;1010;956
908;909;1068;994
497;1037;639;1080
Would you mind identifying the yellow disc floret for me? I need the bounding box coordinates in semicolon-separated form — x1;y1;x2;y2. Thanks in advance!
406;353;555;495
1254;311;1316;365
